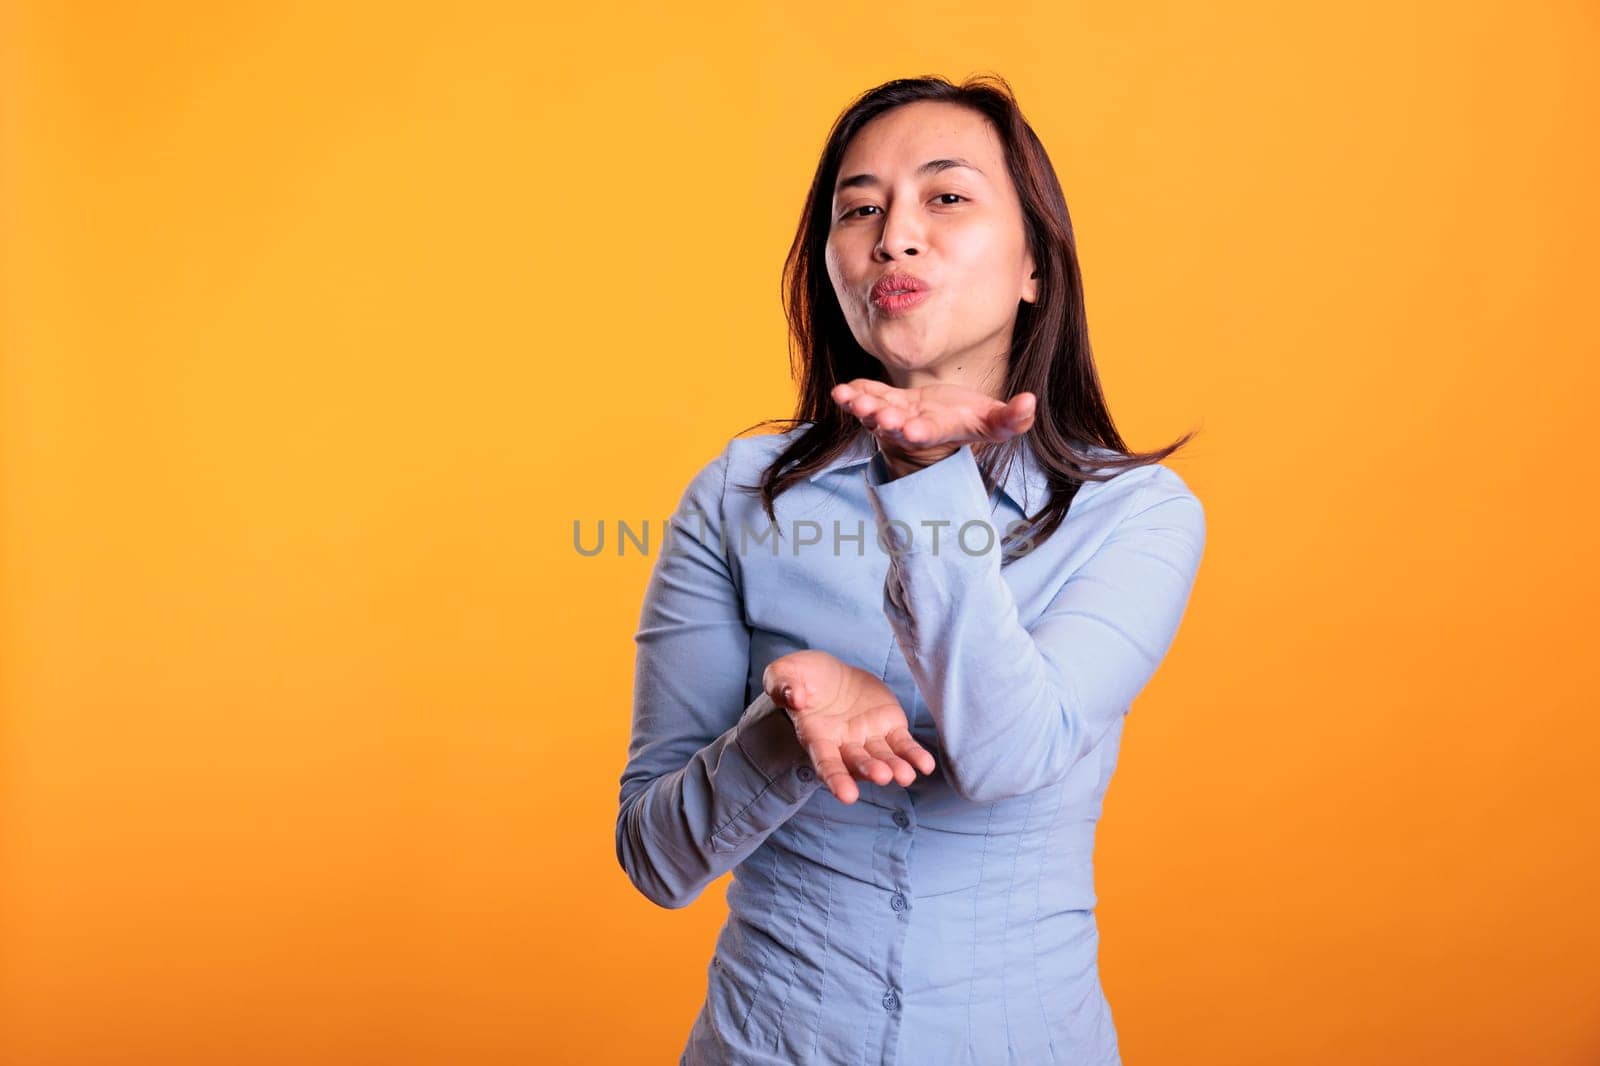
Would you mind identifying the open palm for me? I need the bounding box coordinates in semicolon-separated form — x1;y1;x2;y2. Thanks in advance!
830;379;1036;467
763;650;936;805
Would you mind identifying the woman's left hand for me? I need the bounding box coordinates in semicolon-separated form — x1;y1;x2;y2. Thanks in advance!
763;649;936;805
830;379;1036;476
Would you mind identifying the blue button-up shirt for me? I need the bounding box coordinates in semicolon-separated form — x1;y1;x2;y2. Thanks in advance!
616;423;1206;1065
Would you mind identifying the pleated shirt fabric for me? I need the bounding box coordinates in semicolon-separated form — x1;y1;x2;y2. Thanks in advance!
615;423;1206;1065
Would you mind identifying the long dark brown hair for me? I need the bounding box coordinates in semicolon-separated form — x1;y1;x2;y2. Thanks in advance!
736;72;1199;548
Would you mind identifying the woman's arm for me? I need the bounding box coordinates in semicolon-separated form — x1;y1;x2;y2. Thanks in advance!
615;443;822;909
862;444;1206;805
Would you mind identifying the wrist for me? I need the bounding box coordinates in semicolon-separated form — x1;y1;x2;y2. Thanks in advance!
879;445;960;481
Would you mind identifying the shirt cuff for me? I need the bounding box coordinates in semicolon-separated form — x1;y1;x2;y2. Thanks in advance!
732;690;822;803
862;444;993;556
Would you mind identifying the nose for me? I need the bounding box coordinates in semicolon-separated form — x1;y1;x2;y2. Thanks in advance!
873;194;924;261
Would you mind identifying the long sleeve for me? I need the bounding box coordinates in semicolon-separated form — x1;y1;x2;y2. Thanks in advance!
862;443;1206;805
615;443;824;909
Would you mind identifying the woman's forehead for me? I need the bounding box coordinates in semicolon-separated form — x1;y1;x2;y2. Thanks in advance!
840;103;1003;173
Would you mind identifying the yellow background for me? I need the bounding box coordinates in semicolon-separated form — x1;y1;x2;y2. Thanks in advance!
3;2;1597;1063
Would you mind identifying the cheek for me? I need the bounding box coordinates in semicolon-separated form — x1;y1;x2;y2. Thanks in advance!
948;229;1025;307
827;251;873;319
823;242;853;301
951;221;1016;270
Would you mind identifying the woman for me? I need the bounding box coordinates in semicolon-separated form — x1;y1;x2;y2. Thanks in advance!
615;73;1206;1065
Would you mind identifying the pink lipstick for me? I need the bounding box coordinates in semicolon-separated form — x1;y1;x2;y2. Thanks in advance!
870;272;931;314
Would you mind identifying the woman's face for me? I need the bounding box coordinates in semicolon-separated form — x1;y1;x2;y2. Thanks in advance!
825;100;1038;383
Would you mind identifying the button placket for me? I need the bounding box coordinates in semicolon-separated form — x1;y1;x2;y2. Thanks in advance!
876;779;914;1042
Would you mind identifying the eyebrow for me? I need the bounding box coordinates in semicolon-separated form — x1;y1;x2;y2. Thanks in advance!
834;157;985;194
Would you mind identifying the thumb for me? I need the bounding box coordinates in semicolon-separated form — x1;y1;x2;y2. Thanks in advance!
992;392;1035;436
762;662;808;713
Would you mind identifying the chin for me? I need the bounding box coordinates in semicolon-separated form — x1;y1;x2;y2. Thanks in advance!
869;337;944;371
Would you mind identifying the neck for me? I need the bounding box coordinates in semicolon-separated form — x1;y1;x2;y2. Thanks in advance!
881;347;1011;401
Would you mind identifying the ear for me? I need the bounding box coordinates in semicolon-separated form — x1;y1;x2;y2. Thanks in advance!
1022;258;1040;304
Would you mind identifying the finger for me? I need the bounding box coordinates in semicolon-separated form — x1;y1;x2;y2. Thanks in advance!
832;388;869;421
838;380;914;422
862;736;917;787
874;403;910;435
898;412;944;445
868;408;932;448
809;747;860;805
839;740;893;786
840;392;892;428
858;407;894;435
886;727;937;776
848;379;902;401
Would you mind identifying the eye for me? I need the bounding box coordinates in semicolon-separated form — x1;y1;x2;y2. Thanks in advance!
842;194;966;220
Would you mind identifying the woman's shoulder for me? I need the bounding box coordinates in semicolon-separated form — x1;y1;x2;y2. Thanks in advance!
726;423;809;467
671;424;806;509
1068;443;1202;525
693;428;1199;519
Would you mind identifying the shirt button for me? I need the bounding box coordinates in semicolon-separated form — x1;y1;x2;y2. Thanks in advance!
891;811;910;828
796;765;815;782
890;892;907;911
882;989;900;1011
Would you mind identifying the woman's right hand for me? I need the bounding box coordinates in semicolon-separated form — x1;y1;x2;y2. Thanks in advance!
762;650;937;805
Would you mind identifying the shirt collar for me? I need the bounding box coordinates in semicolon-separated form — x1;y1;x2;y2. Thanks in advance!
806;428;1053;514
803;429;877;482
